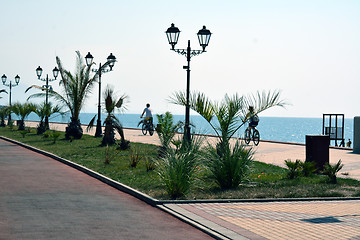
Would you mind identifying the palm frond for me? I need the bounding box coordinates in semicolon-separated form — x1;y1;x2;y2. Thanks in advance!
0;89;8;94
243;89;288;119
86;115;97;132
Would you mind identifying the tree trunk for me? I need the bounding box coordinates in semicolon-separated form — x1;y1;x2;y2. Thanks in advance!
102;122;116;146
65;117;83;139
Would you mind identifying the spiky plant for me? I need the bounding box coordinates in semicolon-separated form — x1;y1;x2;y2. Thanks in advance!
322;160;344;184
0;105;10;127
10;102;37;130
88;85;129;147
26;51;107;139
155;112;183;157
170;90;287;189
156;136;203;199
284;159;301;179
204;139;254;189
34;101;64;134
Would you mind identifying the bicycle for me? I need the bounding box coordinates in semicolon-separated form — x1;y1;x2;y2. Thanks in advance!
139;117;154;136
244;125;260;146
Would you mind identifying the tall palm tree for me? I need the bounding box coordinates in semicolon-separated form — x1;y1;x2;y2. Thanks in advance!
34;101;64;134
27;51;110;139
11;102;37;130
88;85;129;147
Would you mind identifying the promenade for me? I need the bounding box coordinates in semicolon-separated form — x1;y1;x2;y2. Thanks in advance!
1;121;359;239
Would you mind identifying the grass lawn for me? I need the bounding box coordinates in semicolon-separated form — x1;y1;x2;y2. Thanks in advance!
1;126;359;200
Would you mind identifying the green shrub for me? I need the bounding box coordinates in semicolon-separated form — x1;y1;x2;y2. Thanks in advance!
284;159;301;179
19;130;28;138
204;140;254;189
104;145;119;165
129;148;142;168
156;136;202;199
155;112;183;157
300;161;317;177
145;157;156;172
322;160;344;184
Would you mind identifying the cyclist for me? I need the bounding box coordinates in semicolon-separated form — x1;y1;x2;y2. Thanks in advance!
140;103;153;125
245;106;259;131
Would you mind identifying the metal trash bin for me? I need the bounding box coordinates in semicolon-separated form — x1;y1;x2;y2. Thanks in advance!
306;135;330;171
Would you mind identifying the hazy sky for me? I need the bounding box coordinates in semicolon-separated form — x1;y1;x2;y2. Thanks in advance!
1;0;359;118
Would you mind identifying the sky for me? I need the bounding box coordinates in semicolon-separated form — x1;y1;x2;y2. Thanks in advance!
0;0;359;119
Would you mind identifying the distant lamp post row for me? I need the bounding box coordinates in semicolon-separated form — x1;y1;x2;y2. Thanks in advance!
165;23;212;142
1;74;20;124
85;52;117;137
35;66;60;129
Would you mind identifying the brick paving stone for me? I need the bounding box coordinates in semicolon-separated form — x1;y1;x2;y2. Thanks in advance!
166;201;360;240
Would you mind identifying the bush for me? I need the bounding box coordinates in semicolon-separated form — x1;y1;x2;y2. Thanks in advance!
322;160;344;184
301;161;316;177
156;136;202;199
284;159;301;179
204;140;254;189
104;145;119;165
129;148;142;168
145;157;156;172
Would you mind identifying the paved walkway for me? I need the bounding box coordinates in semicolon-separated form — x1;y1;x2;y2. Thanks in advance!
4;121;359;239
0;138;210;240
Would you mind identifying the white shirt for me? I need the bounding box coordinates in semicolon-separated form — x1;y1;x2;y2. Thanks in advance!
143;107;153;118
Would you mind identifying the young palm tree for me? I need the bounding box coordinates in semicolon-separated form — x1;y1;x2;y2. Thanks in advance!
170;89;287;189
27;51;109;139
171;90;287;143
155;112;183;156
11;102;37;130
0;106;10;127
87;85;129;147
34;101;64;134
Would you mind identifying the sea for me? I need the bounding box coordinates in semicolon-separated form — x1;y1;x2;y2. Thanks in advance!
24;112;354;146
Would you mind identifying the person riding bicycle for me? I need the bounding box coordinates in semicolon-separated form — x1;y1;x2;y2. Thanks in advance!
245;106;259;131
140;103;153;125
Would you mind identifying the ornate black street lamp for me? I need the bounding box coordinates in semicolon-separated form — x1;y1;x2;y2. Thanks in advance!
166;23;212;142
2;74;20;125
85;52;116;137
35;66;59;129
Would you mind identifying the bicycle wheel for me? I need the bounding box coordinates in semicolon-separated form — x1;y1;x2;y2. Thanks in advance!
244;128;251;144
253;129;260;146
142;123;147;135
149;123;154;136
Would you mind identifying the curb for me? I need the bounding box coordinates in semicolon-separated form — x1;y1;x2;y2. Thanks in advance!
0;136;159;207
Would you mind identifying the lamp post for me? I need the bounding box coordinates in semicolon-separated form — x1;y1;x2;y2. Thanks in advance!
35;66;59;129
85;52;116;138
165;23;212;142
1;74;20;125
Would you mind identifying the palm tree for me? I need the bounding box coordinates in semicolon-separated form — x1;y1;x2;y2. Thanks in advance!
0;106;10;127
11;102;37;130
27;51;108;139
88;85;129;147
0;89;8;127
155;112;183;156
171;90;287;142
34;101;64;134
170;89;287;189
